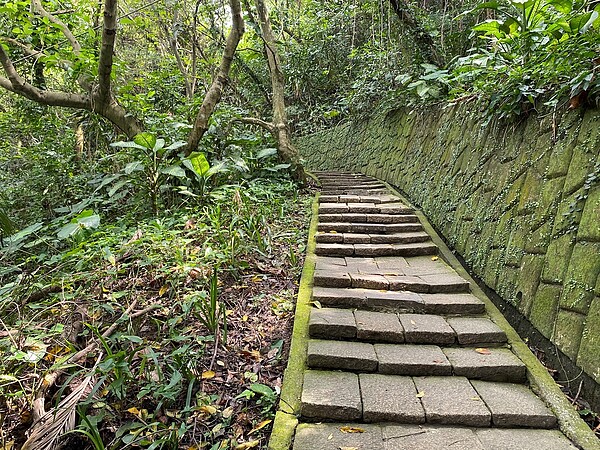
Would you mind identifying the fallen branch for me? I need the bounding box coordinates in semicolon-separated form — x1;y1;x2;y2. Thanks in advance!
24;300;161;449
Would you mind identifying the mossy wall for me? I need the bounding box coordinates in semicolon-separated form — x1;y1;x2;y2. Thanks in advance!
298;105;600;405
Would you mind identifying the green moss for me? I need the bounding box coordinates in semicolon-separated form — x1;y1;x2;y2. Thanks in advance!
541;233;576;284
517;254;545;316
554;309;585;360
268;196;319;450
529;283;562;339
559;242;600;314
578;186;600;242
577;297;600;384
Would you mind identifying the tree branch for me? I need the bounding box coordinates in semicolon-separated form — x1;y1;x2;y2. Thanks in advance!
236;116;275;134
31;0;82;55
1;38;43;59
0;45;89;108
186;0;245;154
97;0;118;101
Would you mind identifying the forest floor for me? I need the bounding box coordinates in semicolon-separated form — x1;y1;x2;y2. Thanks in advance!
1;180;314;450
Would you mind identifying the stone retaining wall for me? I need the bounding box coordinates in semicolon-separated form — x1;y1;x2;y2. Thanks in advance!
297;105;600;408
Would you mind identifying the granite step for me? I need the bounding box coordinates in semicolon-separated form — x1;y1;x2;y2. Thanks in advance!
319;194;401;204
315;231;431;245
315;242;438;258
300;371;554;426
309;307;507;345
293;423;576;450
306;341;525;382
312;287;486;314
319;202;413;215
319;213;420;224
313;268;469;294
317;222;424;233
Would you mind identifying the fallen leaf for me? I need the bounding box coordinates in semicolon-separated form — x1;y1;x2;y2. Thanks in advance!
202;370;216;379
431;256;439;261
159;285;169;296
199;405;217;415
416;391;425;398
312;300;322;309
475;348;491;355
339;447;359;450
329;230;338;234
222;407;234;419
235;441;259;449
242;315;248;322
249;419;272;434
328;433;334;440
340;426;365;433
127;407;141;416
471;396;481;401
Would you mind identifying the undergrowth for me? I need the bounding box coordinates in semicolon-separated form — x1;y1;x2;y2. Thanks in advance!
0;169;312;449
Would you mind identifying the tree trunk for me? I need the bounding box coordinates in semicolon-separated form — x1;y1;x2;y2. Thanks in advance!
186;0;245;155
388;0;442;66
0;0;142;138
254;0;305;182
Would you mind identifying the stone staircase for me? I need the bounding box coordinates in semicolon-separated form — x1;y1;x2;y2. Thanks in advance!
292;172;577;449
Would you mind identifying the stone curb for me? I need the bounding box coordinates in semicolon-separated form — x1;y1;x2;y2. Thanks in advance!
268;194;319;450
382;181;600;450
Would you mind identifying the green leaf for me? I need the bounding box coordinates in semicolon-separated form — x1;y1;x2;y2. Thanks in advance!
110;140;146;150
256;148;278;159
133;132;157;150
547;0;572;13
160;165;187;178
124;161;144;174
163;141;187;151
186;152;210;178
249;383;275;397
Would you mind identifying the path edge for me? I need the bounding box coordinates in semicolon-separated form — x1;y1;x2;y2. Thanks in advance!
268;194;319;450
383;182;600;450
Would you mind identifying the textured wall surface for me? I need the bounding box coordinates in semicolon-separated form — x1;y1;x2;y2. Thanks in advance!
298;105;600;404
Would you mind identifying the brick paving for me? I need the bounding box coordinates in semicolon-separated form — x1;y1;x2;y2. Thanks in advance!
291;172;577;449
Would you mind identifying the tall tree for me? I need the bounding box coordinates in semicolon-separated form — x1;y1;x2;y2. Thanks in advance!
186;0;245;154
1;0;245;153
0;0;142;137
244;0;304;181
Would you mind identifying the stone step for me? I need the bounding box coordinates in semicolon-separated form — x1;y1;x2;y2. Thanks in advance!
313;268;470;294
321;189;389;196
315;242;438;258
319;194;401;204
319;213;420;224
300;371;554;426
317;222;424;234
319;202;413;215
293;423;575;450
306;341;525;382
312;287;486;314
316;231;431;245
309;308;507;345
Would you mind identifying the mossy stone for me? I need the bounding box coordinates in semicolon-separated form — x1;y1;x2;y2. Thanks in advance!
525;221;552;254
484;248;505;289
551;187;586;237
563;145;597;195
517;170;543;215
559;242;600;314
578;185;600;242
553;309;585;360
517;254;545;316
546;138;576;179
533;176;565;227
576;297;600;384
541;233;575;284
529;283;562;339
496;266;519;304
